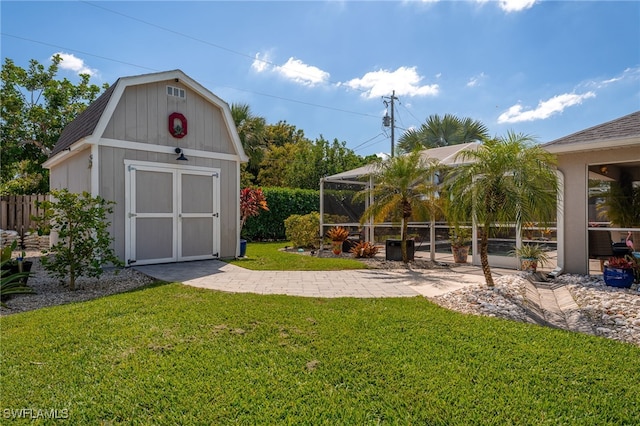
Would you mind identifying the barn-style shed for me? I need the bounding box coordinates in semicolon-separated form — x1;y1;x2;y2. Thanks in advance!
44;70;248;266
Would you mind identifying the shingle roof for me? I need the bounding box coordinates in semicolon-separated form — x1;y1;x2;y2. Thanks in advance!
543;110;640;148
50;81;118;156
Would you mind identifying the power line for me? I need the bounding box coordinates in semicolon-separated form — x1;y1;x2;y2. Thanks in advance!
79;1;372;97
1;33;379;119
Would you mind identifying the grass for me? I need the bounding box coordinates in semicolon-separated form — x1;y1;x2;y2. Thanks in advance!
2;282;639;425
228;241;366;270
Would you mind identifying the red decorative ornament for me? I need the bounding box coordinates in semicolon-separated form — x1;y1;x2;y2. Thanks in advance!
168;112;187;138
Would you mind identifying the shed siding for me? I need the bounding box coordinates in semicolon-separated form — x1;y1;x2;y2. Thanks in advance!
49;149;92;193
101;82;234;155
557;145;640;274
99;145;239;260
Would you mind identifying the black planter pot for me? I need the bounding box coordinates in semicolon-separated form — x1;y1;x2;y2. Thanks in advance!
1;261;33;284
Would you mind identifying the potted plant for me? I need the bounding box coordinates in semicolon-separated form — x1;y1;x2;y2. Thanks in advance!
603;256;638;288
449;226;471;263
510;243;550;273
1;259;34;307
240;187;269;257
326;226;349;255
0;241;33;284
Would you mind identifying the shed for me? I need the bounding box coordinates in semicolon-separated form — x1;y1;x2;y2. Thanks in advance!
543;110;640;275
44;70;248;266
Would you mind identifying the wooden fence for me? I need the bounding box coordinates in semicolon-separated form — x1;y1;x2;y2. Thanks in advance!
0;194;49;234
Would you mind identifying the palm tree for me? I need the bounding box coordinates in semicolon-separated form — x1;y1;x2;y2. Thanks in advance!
231;103;267;182
443;132;558;286
397;114;489;153
356;149;442;262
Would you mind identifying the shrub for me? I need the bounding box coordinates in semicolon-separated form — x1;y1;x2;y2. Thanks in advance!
350;241;379;258
34;189;123;290
284;212;320;248
243;187;319;241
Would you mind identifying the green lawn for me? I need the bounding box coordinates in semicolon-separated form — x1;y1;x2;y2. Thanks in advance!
2;282;639;425
229;241;366;270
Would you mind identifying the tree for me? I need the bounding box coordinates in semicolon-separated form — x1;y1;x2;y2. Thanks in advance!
264;120;306;147
0;56;104;194
356;149;442;263
258;136;370;190
443;133;558;286
231;103;267;184
397;114;488;153
34;189;123;290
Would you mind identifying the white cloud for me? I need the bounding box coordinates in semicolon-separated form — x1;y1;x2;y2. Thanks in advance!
475;0;536;12
584;66;640;89
343;66;439;99
251;53;329;87
275;57;330;87
53;52;97;76
498;0;536;12
251;52;270;73
497;92;596;123
467;72;486;87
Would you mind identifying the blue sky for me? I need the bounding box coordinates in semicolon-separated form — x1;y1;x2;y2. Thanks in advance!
2;1;639;157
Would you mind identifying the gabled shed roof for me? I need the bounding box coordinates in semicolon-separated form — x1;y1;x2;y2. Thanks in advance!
50;82;117;156
46;69;248;164
543;110;640;153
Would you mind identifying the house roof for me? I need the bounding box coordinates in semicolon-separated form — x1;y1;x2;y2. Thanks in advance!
323;143;481;183
46;69;248;164
543;110;640;154
50;82;117;156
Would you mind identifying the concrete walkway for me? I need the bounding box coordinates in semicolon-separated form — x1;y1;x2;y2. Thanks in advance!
134;259;493;298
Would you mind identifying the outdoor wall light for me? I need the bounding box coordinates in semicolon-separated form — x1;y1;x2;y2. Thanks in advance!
175;147;188;161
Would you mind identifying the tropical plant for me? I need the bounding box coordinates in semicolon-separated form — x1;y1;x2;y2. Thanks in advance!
449;226;472;248
240;187;269;234
350;241;379;258
510;244;550;267
355;149;442;263
326;226;349;242
443;133;558;286
397;114;488;153
596;170;640;227
1;240;17;264
33;189;123;290
231;103;267;184
1;259;34;306
606;256;637;270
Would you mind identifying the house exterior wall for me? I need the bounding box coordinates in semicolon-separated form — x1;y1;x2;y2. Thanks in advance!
102;82;234;155
48;148;92;193
556;145;640;274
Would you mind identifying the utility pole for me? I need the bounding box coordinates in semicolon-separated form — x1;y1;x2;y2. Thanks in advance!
382;90;398;157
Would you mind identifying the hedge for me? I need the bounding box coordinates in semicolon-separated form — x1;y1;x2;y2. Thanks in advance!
242;187;319;241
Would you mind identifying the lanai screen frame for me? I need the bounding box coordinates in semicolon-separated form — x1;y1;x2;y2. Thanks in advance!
319;143;483;261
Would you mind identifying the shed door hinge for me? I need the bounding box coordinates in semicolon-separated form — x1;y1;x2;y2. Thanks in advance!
212;252;219;258
128;259;137;265
213;212;219;217
128;212;137;218
212;172;219;178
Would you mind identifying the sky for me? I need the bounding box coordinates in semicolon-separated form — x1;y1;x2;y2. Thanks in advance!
1;1;639;157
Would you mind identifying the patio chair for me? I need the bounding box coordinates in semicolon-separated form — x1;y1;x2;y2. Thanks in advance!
588;230;614;272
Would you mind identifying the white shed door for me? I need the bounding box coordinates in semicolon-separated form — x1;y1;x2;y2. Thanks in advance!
125;162;220;266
